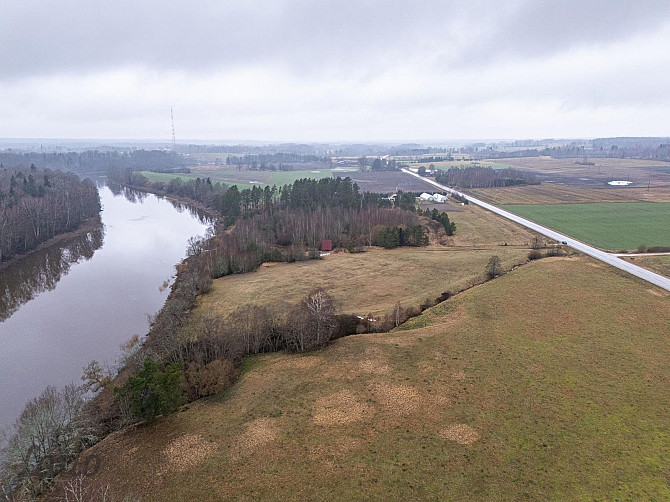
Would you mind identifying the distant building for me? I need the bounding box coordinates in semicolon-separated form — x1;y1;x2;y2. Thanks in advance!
418;193;448;203
321;239;333;251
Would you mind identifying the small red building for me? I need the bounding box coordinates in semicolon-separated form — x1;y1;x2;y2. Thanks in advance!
321;239;333;251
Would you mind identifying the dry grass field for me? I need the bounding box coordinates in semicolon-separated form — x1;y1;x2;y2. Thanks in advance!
623;255;670;278
67;256;670;501
443;203;539;246
468;184;670;205
195;246;530;319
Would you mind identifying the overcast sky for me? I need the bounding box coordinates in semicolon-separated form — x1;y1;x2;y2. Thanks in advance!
2;0;670;142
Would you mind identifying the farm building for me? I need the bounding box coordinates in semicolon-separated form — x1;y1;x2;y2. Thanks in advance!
418;193;449;203
321;239;333;251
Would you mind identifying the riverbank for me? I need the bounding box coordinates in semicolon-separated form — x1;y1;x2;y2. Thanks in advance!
0;215;103;272
103;178;221;222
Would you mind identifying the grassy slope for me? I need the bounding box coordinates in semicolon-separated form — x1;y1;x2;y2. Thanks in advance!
72;256;670;501
443;204;539;247
624;255;670;279
502;202;670;250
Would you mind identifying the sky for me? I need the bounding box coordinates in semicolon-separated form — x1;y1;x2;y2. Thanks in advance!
2;0;670;142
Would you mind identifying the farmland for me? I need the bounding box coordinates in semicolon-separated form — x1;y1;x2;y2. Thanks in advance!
67;256;670;501
501;202;670;250
482;156;670;189
139;168;341;190
140;168;431;193
412;160;519;170
468;184;670;205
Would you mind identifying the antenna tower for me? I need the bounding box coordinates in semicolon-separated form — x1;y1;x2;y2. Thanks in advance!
170;107;176;150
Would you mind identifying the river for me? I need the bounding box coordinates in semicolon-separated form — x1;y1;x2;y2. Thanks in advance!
0;185;210;431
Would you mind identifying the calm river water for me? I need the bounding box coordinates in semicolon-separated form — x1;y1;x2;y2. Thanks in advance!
0;185;210;430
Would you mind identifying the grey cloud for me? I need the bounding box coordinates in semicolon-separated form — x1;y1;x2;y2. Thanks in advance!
455;0;670;64
1;0;459;79
6;0;668;81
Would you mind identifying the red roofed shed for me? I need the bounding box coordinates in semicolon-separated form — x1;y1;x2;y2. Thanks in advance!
321;239;333;251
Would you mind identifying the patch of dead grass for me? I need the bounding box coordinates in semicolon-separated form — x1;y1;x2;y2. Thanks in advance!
161;434;218;473
271;355;322;370
233;418;280;457
313;390;374;425
440;424;480;445
370;383;422;415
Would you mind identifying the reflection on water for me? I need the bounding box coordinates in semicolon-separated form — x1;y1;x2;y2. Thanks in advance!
0;225;105;321
107;184;213;226
0;186;209;430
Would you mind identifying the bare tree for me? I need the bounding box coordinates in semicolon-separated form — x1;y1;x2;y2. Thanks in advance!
60;473;140;502
287;289;337;352
485;255;502;279
393;302;404;327
0;385;97;498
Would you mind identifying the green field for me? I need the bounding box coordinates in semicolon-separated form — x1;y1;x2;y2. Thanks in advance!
502;202;670;250
138;168;353;190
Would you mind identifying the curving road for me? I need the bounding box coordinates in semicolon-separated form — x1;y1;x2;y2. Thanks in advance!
401;168;670;292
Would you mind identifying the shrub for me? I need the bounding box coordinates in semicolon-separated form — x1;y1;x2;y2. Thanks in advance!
184;359;237;399
420;297;437;311
436;291;452;303
114;358;185;423
263;248;284;263
528;249;543;260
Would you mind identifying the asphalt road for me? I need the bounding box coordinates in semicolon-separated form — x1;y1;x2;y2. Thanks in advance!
402;168;670;292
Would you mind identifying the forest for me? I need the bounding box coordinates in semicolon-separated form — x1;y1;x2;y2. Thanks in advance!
0;167;101;263
0;149;186;176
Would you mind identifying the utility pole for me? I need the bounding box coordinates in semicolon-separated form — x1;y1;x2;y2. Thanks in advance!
171;107;176;151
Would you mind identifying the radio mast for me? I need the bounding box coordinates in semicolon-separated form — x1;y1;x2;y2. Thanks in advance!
170;107;176;150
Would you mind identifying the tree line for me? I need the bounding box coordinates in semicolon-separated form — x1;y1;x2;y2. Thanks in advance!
225;152;329;165
357;157;402;172
540;138;670;161
0;167;101;263
434;165;539;188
